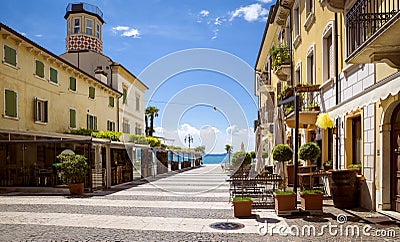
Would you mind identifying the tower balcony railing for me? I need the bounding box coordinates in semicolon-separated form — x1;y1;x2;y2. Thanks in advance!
66;3;103;19
345;0;400;68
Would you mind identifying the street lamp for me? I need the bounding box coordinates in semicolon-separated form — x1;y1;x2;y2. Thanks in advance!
185;134;194;149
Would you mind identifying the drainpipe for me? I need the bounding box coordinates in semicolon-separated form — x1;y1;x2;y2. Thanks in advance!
278;0;298;194
334;13;340;170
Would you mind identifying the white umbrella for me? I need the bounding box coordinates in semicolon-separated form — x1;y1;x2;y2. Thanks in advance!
274;107;287;179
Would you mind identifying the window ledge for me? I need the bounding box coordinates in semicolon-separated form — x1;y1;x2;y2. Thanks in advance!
68;88;77;93
2;114;19;120
2;61;19;70
69;127;77;130
33;74;46;81
320;77;335;90
293;35;302;49
49;81;59;86
34;121;48;125
304;13;315;31
88;97;96;101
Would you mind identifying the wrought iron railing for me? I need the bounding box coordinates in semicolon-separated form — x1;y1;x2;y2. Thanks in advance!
346;0;400;57
66;3;104;19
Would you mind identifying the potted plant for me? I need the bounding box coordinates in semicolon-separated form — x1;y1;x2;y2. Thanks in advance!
272;144;293;189
231;151;253;217
323;161;333;171
57;153;89;195
273;190;297;216
270;44;290;71
299;189;323;215
348;164;362;175
299;142;321;166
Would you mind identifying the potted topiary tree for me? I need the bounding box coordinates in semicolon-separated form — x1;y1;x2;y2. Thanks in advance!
299;142;321;166
272;144;296;215
57;153;89;195
231;151;253;217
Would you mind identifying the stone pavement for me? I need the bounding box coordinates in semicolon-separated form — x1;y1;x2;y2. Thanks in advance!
0;164;399;241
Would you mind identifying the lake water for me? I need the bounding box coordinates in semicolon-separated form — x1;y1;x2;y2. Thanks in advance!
202;153;229;164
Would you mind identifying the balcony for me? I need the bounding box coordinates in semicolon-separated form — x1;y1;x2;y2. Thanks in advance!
345;0;400;68
320;0;346;12
273;0;295;26
270;45;291;81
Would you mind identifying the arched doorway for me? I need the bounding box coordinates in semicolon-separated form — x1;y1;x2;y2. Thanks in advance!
391;104;400;212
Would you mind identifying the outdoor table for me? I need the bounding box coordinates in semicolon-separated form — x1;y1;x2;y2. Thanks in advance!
298;171;330;194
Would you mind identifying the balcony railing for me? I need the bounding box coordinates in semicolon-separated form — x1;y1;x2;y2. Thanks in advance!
66;3;104;19
346;0;400;57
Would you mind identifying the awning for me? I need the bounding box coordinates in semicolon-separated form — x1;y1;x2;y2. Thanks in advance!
285;111;319;130
328;72;400;119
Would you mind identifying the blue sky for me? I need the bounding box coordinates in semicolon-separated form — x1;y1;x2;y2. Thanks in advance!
0;0;274;153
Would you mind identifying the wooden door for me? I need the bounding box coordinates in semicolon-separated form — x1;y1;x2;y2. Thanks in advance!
391;106;400;212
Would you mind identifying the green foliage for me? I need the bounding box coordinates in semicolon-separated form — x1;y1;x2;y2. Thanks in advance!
92;131;122;141
299;142;321;161
233;196;252;201
301;189;323;195
348;164;362;169
225;144;233;153
249;151;256;159
274;190;295;195
57;154;88;184
194;145;206;153
129;134;149;145
324;160;332;166
69;128;93;136
146;136;161;147
167;145;183;150
262;151;269;158
231;151;252;168
270;44;290;70
272;144;293;162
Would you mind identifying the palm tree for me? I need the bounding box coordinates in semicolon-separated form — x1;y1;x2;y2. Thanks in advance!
225;144;233;166
145;106;159;137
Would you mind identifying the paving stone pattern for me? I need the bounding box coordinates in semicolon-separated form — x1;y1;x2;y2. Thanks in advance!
0;164;399;241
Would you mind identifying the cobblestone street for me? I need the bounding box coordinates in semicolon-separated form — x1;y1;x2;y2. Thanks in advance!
1;165;399;241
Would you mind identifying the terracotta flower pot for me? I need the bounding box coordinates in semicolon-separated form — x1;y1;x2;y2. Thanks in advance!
69;183;84;195
233;200;253;217
300;192;323;212
274;192;296;215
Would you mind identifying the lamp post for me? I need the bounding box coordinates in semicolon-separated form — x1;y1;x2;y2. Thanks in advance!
185;134;193;149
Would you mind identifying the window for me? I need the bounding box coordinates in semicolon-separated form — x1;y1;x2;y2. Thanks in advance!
87;114;97;130
352;116;362;165
74;18;80;34
67;20;71;35
109;96;114;107
107;120;116;131
96;24;100;38
135;124;142;135
50;67;58;84
136;96;140;111
89;86;95;99
293;3;300;37
295;68;301;87
69;77;76;91
122;121;130;133
307;48;315;85
322;22;335;82
35;60;45;78
86;19;93;35
305;0;314;16
34;98;48;123
69;109;76;129
4;45;17;67
4;89;17;118
123;88;127;104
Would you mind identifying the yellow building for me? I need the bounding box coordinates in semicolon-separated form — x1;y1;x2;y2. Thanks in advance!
0;22;121;188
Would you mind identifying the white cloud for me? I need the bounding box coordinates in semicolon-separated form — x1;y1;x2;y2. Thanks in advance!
112;26;130;32
230;3;268;22
34;34;43;38
214;17;222;26
200;10;209;17
258;0;274;3
121;28;141;38
112;26;141;38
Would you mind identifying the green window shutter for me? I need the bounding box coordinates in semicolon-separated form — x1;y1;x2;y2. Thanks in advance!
123;88;127;104
44;101;48;122
94;116;97;131
4;45;17;66
50;68;58;84
69;77;76;91
5;90;17;117
109;96;114;107
87;114;90;129
89;86;95;99
35;60;44;78
34;97;38;121
107;120;110;131
70;109;76;128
